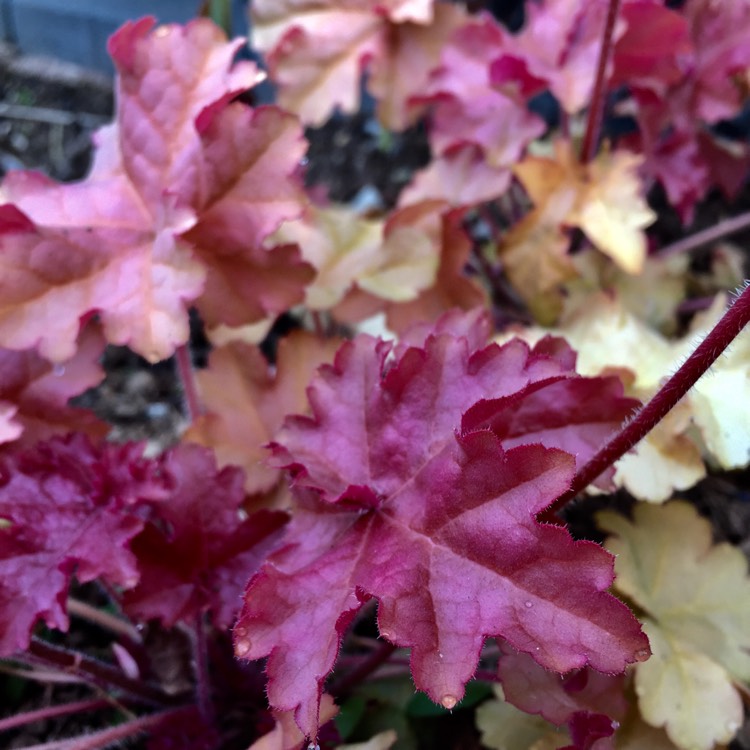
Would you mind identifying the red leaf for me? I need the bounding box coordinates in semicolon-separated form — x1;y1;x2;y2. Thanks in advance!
0;435;171;655
235;326;649;737
123;444;288;629
611;2;692;97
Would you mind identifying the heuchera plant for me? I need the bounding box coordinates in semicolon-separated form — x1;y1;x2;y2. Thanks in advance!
1;1;750;749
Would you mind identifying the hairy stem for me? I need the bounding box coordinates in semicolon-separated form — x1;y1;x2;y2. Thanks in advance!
580;0;622;163
328;640;398;697
25;638;180;708
656;211;750;258
175;343;203;422
15;706;194;750
542;283;750;519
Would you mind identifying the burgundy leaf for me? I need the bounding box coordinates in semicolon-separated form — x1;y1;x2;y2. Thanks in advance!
0;435;171;655
123;444;288;629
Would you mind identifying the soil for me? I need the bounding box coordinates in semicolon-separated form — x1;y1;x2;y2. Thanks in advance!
1;31;750;750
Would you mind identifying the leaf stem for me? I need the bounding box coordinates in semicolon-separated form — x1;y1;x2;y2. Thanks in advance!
191;613;214;722
655;210;750;258
0;699;111;734
328;640;397;697
66;598;142;643
542;283;750;520
580;0;622;163
25;638;180;708
12;706;194;750
175;344;203;422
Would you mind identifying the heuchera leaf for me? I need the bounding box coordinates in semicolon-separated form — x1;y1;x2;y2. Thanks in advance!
0;18;310;362
0;435;171;655
599;502;750;750
270;202;439;311
235;319;649;737
185;331;341;495
613;0;750;221
490;0;611;114
419;15;544;171
251;0;439;126
332;207;487;335
476;687;569;750
0;322;106;449
123;444;288;629
495;643;627;749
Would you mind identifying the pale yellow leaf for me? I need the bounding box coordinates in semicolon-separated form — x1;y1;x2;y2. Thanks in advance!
599;502;750;750
273;205;438;310
476;687;567;750
571;151;656;274
684;294;750;470
613;402;705;502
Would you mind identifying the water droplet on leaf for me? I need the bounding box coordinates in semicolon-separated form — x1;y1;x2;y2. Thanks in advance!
235;638;251;657
441;694;458;710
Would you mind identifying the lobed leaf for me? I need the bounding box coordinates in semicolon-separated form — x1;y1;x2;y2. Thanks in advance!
0;435;171;655
123;444;288;629
599;501;750;750
236;322;648;737
0;19;309;362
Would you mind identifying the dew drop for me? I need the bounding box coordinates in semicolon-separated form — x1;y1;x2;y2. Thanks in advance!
53;364;66;376
441;694;458;710
380;631;391;641
524;601;533;608
235;638;252;657
438;652;443;659
634;648;650;661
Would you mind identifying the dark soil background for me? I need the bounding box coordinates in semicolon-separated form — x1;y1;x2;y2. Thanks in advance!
2;7;750;746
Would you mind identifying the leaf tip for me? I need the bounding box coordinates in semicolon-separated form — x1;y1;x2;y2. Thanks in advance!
441;694;458;710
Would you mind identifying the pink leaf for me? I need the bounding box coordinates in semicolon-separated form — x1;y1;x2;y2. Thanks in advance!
0;19;307;362
420;16;544;169
236;327;649;737
0;435;171;654
0;322;107;448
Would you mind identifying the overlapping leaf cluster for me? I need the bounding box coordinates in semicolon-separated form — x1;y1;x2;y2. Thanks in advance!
0;1;749;749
